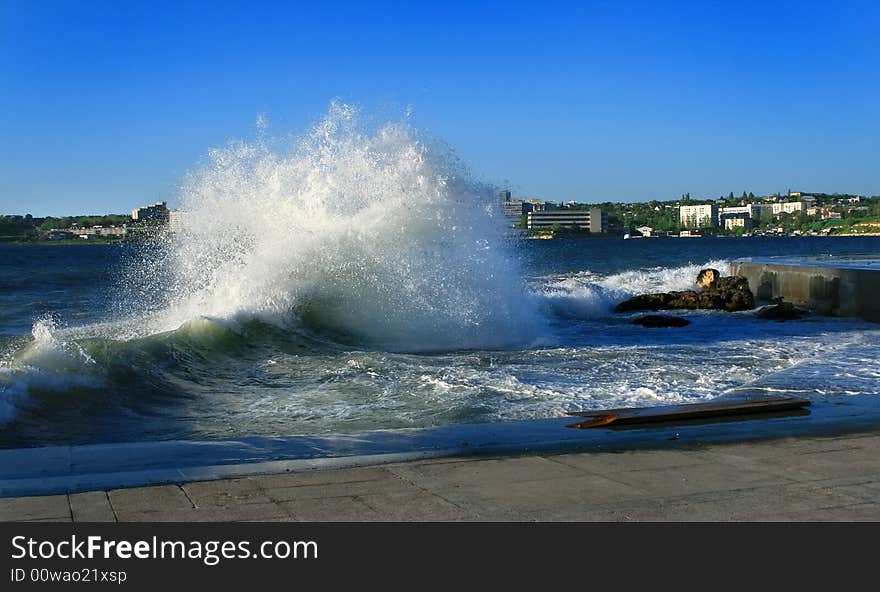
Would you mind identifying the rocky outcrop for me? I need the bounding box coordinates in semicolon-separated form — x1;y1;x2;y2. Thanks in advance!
755;298;809;321
615;271;755;313
631;314;691;328
615;291;696;312
696;268;720;289
696;276;755;311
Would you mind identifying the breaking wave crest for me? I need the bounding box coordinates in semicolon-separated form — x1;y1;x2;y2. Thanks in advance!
123;101;545;351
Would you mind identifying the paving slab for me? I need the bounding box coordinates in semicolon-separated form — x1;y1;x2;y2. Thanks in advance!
571;482;869;522
781;503;880;521
548;448;709;473
387;455;578;490
108;485;193;514
279;496;382;522
183;478;273;508
752;448;880;481
250;466;393;489
69;491;115;522
0;495;70;522
263;475;417;503
359;491;476;521
601;462;791;497
434;473;651;521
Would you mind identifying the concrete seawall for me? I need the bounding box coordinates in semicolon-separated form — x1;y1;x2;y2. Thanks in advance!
731;258;880;322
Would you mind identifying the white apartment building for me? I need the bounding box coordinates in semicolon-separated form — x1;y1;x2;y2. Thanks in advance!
679;204;718;228
723;215;752;231
719;204;769;218
131;201;170;224
771;201;804;215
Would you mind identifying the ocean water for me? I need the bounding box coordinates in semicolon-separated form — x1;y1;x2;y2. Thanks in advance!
2;108;879;448
3;237;880;448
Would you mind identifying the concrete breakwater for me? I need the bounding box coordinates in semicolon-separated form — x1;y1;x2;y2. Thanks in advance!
731;258;880;322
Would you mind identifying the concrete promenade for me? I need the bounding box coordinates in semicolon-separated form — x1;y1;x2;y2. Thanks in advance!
2;429;880;522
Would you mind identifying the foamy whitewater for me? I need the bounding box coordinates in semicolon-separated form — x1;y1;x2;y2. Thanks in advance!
2;104;880;446
120;102;544;351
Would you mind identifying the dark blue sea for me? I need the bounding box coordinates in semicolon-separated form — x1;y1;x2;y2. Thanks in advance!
2;236;879;448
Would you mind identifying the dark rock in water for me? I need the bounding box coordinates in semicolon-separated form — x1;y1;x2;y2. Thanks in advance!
696;268;720;289
615;292;678;312
614;275;754;313
698;276;754;311
755;298;809;321
724;276;755;310
631;314;691;328
615;291;693;312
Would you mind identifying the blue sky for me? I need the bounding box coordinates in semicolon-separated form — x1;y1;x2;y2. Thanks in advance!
1;0;878;216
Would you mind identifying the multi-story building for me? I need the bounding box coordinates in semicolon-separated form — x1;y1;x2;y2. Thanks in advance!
719;204;768;228
722;215;753;231
771;201;804;215
525;198;551;212
720;204;766;218
507;201;524;218
498;190;531;224
679;204;718;228
131;201;170;224
526;207;606;233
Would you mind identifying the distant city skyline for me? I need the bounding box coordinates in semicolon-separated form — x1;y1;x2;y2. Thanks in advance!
2;0;878;217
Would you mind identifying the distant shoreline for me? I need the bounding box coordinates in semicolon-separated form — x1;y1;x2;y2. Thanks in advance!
0;238;128;246
521;233;880;240
5;233;880;247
